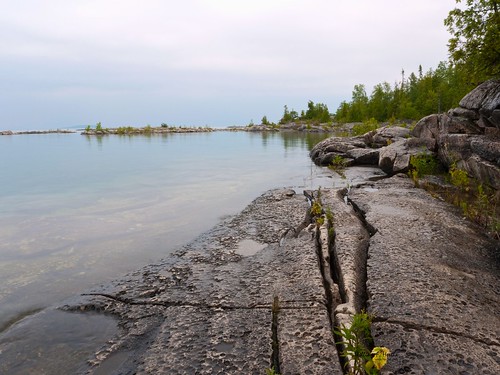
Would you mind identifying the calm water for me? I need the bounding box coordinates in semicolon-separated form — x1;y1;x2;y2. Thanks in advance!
0;131;382;373
0;131;333;331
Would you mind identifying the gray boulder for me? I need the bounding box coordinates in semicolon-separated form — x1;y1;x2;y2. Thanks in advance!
365;126;410;148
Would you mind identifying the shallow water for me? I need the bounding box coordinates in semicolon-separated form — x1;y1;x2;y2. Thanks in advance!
0;131;383;372
0;131;334;331
0;309;117;374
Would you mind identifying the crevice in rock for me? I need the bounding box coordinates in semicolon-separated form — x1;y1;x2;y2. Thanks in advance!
79;293;324;311
374;317;500;348
324;221;349;372
270;296;281;374
328;231;343;299
346;197;378;237
314;228;335;327
346;194;377;312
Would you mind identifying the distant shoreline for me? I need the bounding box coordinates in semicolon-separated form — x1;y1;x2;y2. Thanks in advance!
1;122;355;136
0;129;77;135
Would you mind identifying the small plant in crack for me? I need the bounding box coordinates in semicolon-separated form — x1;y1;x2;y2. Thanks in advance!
310;188;326;227
328;155;348;179
266;366;280;375
335;311;390;374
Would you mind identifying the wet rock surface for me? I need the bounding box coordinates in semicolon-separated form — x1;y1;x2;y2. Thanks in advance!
58;174;500;374
63;189;343;374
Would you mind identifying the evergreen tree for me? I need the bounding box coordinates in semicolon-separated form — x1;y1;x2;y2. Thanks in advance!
445;0;500;83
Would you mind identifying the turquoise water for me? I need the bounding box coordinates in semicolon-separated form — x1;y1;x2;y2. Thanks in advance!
0;131;336;331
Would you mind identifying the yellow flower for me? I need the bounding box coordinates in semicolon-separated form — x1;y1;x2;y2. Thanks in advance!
371;347;391;370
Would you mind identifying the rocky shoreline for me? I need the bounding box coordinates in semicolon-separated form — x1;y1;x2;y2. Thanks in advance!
1;80;498;374
56;177;499;374
0;129;77;135
1;121;352;136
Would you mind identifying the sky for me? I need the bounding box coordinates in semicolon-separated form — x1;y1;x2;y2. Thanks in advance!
1;0;458;130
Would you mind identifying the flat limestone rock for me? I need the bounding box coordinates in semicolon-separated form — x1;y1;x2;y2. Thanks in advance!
61;174;499;374
348;174;500;374
64;189;343;375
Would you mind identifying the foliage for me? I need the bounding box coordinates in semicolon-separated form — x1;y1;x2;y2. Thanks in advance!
411;161;499;239
351;118;379;136
261;115;270;125
328;155;348;178
335;62;471;123
279;101;331;124
266;367;280;375
95;122;103;132
409;153;442;180
449;163;470;191
445;0;500;83
279;105;298;124
304;101;331;123
85;125;91;132
335;312;390;374
311;200;323;217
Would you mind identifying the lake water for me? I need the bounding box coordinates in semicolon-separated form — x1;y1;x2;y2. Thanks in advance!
0;130;382;373
0;131;335;331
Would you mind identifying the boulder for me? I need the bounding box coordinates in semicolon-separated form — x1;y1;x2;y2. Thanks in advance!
365;126;410;147
310;137;366;166
439;113;483;135
459;79;500;113
378;139;416;175
470;137;500;165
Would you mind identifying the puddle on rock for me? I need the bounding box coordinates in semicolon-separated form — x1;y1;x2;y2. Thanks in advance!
235;239;267;256
0;308;117;375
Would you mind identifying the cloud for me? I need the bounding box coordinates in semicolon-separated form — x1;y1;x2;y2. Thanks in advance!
0;0;458;128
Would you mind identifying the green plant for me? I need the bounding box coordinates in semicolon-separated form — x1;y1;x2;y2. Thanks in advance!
328;155;348;179
449;163;470;191
335;311;390;374
311;200;323;217
85;125;91;132
266;366;280;375
409;153;441;180
95;122;103;132
352;118;379;136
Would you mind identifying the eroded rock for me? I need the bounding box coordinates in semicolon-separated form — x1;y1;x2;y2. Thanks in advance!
348;175;500;374
63;189;343;375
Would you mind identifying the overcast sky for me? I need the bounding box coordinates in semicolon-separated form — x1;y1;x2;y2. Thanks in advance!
1;0;458;130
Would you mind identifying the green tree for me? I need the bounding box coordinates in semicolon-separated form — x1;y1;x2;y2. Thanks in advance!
304;101;331;122
279;105;298;124
445;0;500;83
367;82;393;121
350;84;369;122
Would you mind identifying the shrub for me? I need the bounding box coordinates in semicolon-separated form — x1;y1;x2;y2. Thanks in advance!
409;153;441;179
352;118;379;136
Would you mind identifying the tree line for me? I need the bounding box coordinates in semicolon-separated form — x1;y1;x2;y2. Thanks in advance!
335;62;472;123
335;0;499;123
270;0;499;125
